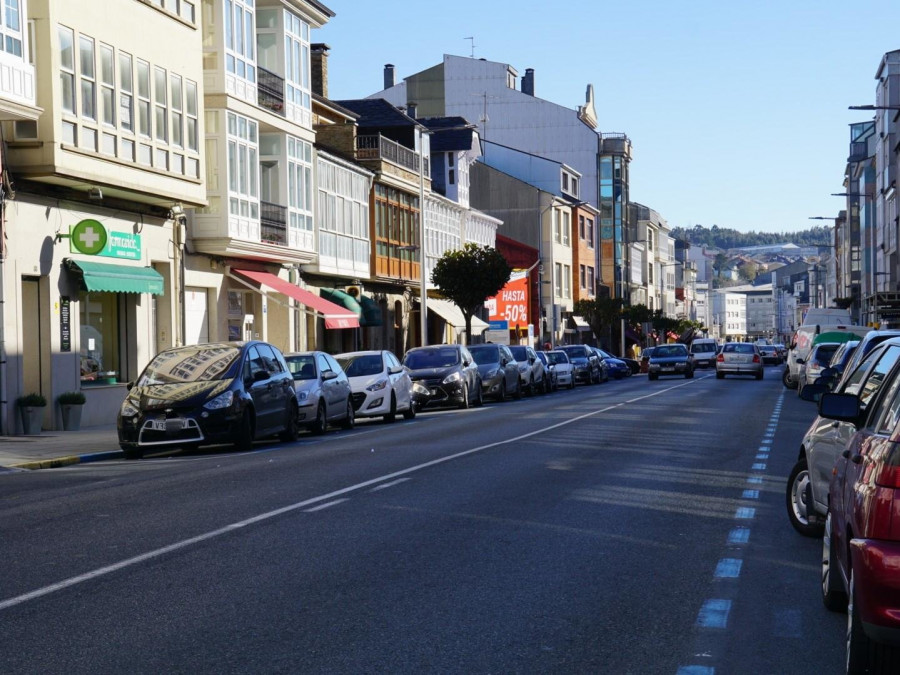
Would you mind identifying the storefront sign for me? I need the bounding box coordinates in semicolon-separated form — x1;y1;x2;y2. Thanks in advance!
69;219;142;259
485;270;529;325
60;297;71;352
99;230;142;260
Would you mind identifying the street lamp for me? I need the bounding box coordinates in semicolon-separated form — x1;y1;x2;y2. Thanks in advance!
849;105;900;111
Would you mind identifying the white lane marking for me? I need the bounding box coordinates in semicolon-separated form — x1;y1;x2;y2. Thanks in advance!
727;527;750;544
714;558;742;579
735;507;756;519
369;478;412;492
1;382;686;612
304;499;349;513
696;599;731;628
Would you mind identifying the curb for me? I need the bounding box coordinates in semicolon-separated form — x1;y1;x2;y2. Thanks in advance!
11;450;123;471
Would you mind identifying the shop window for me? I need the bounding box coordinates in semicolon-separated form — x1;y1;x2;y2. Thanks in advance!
79;291;120;384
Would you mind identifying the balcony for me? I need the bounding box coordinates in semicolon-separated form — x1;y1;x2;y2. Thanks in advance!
356;134;429;177
258;67;285;117
849;141;869;163
260;201;287;245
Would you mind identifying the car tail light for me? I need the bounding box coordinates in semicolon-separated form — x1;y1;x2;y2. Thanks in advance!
874;443;900;489
717;354;724;362
752;355;760;363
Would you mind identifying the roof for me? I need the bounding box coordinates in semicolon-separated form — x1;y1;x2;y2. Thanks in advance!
333;98;421;130
420;117;478;152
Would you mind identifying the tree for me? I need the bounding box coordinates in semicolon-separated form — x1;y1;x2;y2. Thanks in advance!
573;296;624;348
431;243;511;343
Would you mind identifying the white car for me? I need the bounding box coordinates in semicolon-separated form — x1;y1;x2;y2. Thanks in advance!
335;350;415;422
545;350;575;389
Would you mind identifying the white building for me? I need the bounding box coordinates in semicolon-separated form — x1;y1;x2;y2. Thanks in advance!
712;291;747;341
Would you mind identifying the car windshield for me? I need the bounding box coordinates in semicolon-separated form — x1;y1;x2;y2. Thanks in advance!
654;345;687;357
285;354;317;380
559;346;587;358
470;346;500;365
509;346;528;361
137;344;241;385
724;344;755;354
404;347;460;369
337;354;384;377
547;352;569;365
691;343;716;354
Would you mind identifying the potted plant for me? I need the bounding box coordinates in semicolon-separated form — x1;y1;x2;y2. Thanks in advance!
16;393;47;435
58;391;86;431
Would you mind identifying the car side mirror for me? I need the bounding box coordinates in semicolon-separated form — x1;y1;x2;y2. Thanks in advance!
388;366;403;375
795;358;805;365
800;382;828;402
322;370;338;381
818;392;863;425
252;370;270;382
126;381;134;391
820;367;837;379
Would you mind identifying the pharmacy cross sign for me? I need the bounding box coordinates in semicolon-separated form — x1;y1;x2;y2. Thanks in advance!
70;219;108;255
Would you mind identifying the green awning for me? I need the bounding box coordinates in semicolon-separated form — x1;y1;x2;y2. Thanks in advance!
66;259;165;295
358;294;383;327
320;288;362;317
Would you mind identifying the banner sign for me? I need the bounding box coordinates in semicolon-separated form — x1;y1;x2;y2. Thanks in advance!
485;270;529;326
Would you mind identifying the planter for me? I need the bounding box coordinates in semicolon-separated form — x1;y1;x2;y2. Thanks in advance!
60;403;83;431
19;405;45;435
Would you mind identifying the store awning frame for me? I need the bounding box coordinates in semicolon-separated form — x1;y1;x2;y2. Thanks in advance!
228;268;360;329
427;298;489;335
65;258;165;295
570;315;592;331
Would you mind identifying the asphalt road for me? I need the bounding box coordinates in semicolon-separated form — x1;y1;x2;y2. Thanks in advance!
0;368;846;674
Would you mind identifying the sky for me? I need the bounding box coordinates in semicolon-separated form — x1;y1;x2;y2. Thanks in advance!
318;1;900;235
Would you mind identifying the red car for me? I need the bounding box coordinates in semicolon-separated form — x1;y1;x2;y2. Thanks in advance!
819;372;900;673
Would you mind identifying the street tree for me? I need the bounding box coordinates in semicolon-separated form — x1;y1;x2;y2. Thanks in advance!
574;296;624;348
431;243;511;343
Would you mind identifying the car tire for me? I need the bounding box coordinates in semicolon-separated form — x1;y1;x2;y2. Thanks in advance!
309;402;327;435
821;511;848;611
122;447;143;460
716;371;725;379
473;381;484;407
340;400;355;430
234;408;254;452
384;393;397;423
783;367;797;389
569;378;576;390
279;401;301;442
458;384;470;409
402;400;416;420
526;377;535;396
685;369;694;379
786;457;825;537
756;370;764;381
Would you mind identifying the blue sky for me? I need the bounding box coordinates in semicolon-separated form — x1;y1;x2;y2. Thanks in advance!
318;1;900;235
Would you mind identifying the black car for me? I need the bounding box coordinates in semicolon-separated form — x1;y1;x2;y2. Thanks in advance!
402;344;483;409
648;343;694;380
117;341;300;459
558;344;602;384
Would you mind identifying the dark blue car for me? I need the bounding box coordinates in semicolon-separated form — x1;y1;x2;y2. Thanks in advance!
593;347;631;379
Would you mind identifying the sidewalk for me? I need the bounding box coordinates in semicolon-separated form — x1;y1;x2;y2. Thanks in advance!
0;425;122;471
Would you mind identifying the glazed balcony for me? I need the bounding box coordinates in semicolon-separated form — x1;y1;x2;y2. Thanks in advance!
258;67;285;117
260;201;287;245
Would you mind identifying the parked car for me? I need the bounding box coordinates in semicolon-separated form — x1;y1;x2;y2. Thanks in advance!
558;345;602;385
648;343;694;380
545;350;575;389
816;363;900;672
829;330;900;393
335;350;415;423
758;344;782;365
786;339;900;537
117;341;301;458
469;343;522;401
402;344;483;409
820;339;859;387
508;345;546;395
689;338;719;369
715;342;763;380
284;351;355;434
797;342;842;395
594;347;631;379
640;346;657;374
619;356;641;375
534;351;557;392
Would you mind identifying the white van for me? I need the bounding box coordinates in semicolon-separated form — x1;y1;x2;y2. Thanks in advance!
783;320;870;388
689;338;719;368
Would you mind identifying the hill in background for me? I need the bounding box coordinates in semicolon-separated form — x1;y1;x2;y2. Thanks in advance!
672;224;833;250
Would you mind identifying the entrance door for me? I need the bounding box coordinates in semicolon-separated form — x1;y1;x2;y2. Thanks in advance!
22;276;42;406
185;287;209;345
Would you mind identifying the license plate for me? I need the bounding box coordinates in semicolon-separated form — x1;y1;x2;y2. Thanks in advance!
662;367;674;372
149;418;166;432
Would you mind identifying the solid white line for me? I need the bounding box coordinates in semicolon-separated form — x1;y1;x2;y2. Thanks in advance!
369;478;412;492
0;381;690;612
304;499;349;513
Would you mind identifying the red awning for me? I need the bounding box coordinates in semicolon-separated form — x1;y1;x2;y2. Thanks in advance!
230;268;360;329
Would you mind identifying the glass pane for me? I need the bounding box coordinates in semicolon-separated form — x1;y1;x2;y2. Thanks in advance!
81;80;95;119
137;61;149;98
154;67;166;104
100;45;114;85
170;74;182;111
79;36;94;78
6;0;21;32
185;80;197;115
60;73;74;112
118;53;132;92
120;93;133;131
59;27;74;69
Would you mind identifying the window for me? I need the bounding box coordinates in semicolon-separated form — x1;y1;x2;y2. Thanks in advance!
154;66;167;142
118;52;133;132
1;0;22;57
227;112;259;220
225;0;256;83
288;135;312;232
579;215;585;240
100;44;115;127
586;218;594;248
283;9;310;112
561;211;570;245
580;265;586;289
564;265;571;298
555;263;562;298
79;291;121;385
185;79;198;151
137;59;151;137
587;266;595;294
59;26;75;114
170;73;183;147
79;35;96;121
553;210;560;243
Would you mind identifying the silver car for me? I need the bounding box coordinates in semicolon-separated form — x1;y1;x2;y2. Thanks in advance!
284;351;354;434
469;343;521;402
787;339;900;536
715;342;763;380
508;345;546;395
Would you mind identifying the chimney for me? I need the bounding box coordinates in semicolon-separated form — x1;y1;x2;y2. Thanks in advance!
522;68;535;96
384;64;396;90
310;43;329;97
406;101;417;119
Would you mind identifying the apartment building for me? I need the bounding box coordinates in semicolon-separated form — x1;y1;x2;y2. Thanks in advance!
2;0;206;432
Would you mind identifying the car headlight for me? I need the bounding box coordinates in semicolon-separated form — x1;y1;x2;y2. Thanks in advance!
366;378;388;392
443;371;462;384
120;399;139;417
412;382;430;396
204;390;234;410
296;390;309;403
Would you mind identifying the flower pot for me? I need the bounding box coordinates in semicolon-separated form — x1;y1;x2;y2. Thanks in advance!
19;405;45;435
60;403;83;431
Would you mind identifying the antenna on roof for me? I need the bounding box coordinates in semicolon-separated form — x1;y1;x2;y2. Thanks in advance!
465;36;476;58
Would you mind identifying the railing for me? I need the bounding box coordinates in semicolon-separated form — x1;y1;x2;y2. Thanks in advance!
356;134;430;177
848;141;869;163
260;201;287;245
258;67;285;116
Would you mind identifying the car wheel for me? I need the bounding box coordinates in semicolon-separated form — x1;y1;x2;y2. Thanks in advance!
234;407;254;451
569;378;576;390
648;373;658;381
822;511;848;611
783;367;797;389
279;400;301;442
309;402;327;435
402;400;416;420
458;384;470;409
384;393;397;423
786;457;824;537
526;377;535;396
122;447;143;460
341;400;355;430
685;369;694;379
473;380;484;407
756;370;764;381
716;371;725;379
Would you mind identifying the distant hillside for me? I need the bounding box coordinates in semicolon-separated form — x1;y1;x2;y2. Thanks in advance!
671;224;833;250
